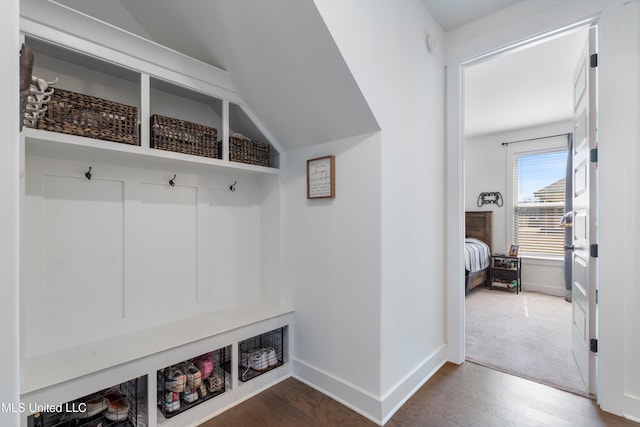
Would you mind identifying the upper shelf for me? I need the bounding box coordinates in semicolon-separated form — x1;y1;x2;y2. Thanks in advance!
23;33;280;170
24;128;280;176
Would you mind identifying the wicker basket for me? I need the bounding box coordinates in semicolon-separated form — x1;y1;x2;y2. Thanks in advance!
230;135;272;167
37;88;139;145
150;114;220;159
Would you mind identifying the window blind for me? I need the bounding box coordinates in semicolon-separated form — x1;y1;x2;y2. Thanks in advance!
513;150;567;256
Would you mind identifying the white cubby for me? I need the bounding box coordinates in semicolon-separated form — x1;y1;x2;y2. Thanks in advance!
25;376;146;427
27;35;141;115
150;77;224;132
19;15;289;427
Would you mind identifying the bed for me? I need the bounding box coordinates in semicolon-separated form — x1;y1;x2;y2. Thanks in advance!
465;211;493;294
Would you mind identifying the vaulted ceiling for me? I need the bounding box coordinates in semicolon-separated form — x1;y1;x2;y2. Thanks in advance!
39;0;579;146
50;0;382;151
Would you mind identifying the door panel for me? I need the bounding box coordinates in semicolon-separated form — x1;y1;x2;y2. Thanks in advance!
574;155;587;195
571;25;597;395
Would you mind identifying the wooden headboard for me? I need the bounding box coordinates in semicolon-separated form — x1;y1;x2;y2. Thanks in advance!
465;211;493;253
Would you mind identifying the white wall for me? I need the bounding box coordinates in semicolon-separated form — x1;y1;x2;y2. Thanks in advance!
283;133;383;419
446;0;640;420
288;0;446;423
465;122;571;295
0;0;20;425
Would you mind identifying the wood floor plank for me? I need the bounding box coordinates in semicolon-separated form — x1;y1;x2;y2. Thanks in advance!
199;362;639;427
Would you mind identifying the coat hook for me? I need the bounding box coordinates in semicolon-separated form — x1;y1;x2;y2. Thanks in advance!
229;181;237;192
169;174;176;187
85;167;92;180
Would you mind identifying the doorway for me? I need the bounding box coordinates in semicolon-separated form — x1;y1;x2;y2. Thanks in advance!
460;22;598;397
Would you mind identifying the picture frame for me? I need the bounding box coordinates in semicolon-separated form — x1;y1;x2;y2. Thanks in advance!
307;155;335;199
509;244;519;257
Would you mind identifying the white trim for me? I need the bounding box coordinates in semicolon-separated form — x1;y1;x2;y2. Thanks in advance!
624;394;640;423
0;0;20;426
446;2;604;399
445;62;466;365
292;345;447;425
522;282;570;297
380;345;447;425
292;358;382;424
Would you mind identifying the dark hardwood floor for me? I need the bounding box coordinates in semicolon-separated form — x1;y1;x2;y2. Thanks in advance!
199;362;638;427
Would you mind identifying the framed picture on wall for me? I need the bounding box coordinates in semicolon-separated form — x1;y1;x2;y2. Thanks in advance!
509;244;519;256
307;155;335;199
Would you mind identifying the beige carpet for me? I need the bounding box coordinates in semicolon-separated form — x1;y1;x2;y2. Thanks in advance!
465;286;589;397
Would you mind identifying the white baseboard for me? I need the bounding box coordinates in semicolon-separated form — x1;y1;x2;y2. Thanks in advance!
380;345;447;424
624;393;640;423
292;344;447;425
291;359;382;424
522;281;570;297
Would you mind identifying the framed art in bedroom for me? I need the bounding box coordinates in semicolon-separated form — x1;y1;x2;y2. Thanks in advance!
509;244;519;256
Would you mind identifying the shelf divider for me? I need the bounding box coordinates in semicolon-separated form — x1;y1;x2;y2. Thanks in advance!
222;99;230;161
141;73;151;149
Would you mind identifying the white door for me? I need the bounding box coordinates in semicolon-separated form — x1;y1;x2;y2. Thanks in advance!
571;25;597;394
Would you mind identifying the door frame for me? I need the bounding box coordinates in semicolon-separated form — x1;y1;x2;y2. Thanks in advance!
447;17;599;389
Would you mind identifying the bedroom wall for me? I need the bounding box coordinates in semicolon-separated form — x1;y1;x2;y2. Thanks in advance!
0;0;20;425
465;121;572;296
288;0;446;423
447;0;640;420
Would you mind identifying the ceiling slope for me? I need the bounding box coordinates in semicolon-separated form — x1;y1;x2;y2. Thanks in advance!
52;0;380;151
421;0;525;31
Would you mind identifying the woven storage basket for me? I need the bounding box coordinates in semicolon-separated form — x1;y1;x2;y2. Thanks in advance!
230;135;272;167
37;88;139;145
151;114;220;159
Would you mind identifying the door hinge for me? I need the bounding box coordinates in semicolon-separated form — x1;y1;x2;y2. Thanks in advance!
596;289;599;304
590;338;598;353
590;244;598;258
590;148;598;163
590;53;598;68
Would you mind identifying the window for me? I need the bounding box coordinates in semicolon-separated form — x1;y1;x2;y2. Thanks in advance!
512;149;567;257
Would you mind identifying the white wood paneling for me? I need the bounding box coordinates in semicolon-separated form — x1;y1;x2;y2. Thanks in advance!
208;189;254;299
41;175;125;330
138;182;198;314
22;154;277;374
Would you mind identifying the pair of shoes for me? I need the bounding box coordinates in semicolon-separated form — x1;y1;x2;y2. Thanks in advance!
104;389;129;421
194;356;214;380
241;348;278;371
164;391;180;413
197;383;208;399
241;350;268;371
182;362;202;388
262;347;278;367
182;387;198;403
79;394;107;419
205;372;224;393
165;367;187;392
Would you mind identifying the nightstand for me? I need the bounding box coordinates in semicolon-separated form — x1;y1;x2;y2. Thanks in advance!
489;255;522;294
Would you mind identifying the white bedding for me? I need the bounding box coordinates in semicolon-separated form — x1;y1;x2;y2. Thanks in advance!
465;238;490;273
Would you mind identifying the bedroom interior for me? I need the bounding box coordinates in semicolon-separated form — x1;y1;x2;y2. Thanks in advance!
463;25;590;397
